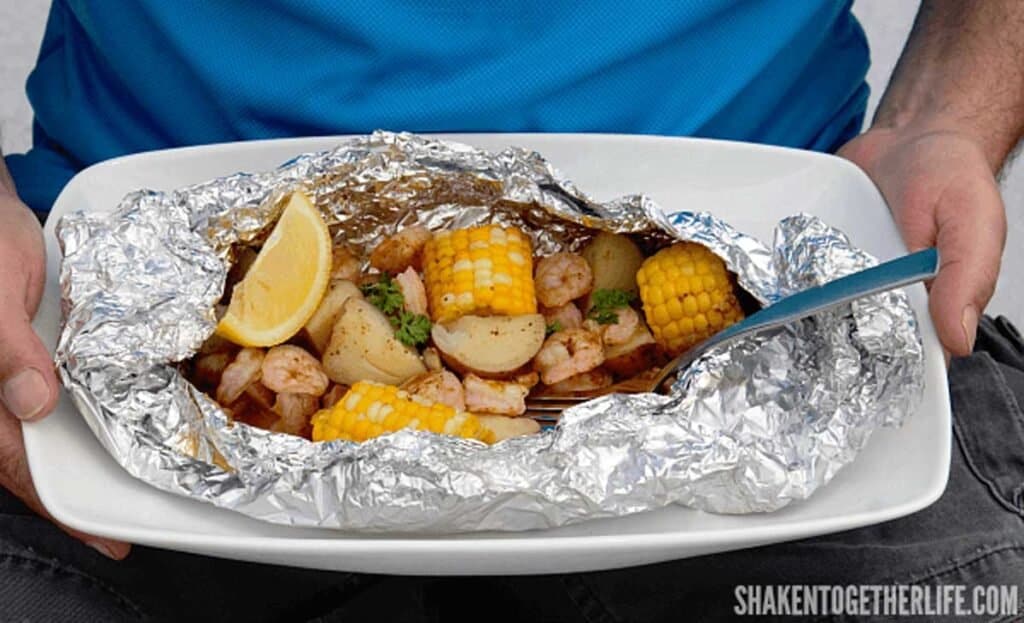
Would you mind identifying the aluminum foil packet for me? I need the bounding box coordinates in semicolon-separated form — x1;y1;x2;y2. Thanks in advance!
55;131;925;531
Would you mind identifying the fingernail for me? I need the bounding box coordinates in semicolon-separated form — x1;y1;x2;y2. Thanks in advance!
1;368;50;420
961;305;979;353
88;541;118;560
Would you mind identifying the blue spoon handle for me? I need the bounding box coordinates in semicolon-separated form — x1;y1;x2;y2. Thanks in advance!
725;247;937;340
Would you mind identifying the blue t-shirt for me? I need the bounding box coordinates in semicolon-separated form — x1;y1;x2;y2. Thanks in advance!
6;0;869;213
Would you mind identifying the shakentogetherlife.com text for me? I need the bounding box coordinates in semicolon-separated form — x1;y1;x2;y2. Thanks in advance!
734;584;1019;618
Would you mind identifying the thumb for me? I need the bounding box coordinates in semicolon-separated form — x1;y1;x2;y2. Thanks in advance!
0;251;58;422
0;308;58;422
926;179;1006;357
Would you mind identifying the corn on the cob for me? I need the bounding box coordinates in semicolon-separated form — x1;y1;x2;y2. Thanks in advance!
422;225;537;323
311;380;495;444
635;242;744;355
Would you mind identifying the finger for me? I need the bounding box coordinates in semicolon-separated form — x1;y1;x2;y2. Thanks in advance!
0;297;59;422
926;178;1006;356
0;218;57;422
0;406;132;560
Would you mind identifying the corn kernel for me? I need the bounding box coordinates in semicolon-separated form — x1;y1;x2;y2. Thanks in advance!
683;295;698;316
652;305;670;327
698;292;711;312
694;313;709;332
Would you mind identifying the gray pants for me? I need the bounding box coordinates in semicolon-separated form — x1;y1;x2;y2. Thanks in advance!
3;316;1023;622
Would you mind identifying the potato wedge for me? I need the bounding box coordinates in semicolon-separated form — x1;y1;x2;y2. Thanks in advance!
303;280;363;355
603;323;657;377
581;232;644;296
322;298;426;386
431;314;545;377
477;415;541;442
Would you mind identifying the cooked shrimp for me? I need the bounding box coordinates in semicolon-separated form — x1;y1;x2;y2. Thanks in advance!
533;327;605;385
534;253;594;308
193;352;232;391
370;225;431;274
541;302;583;331
463;374;529;416
321;384;348;409
216;348;265;405
544;369;613;394
595;306;640;346
513;371;540;388
422;346;443;372
331;245;361;283
271;393;319;437
244;382;276;409
261;345;329;396
395;267;428;315
402;370;465;411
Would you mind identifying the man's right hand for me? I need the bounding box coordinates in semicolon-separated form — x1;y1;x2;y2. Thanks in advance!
0;190;131;560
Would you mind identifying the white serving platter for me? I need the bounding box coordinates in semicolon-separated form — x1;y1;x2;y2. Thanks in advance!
24;133;950;575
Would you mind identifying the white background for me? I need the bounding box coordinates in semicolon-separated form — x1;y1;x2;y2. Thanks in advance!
2;1;1019;319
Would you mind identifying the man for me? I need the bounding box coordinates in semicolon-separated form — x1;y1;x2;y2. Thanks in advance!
0;1;1021;620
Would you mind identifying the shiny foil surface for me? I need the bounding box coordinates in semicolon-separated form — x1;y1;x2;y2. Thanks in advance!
55;132;925;531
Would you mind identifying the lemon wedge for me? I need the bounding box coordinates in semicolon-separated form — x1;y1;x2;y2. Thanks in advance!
216;191;331;347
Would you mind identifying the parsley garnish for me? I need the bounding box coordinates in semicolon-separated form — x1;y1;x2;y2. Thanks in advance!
362;274;432;347
588;288;635;324
545;320;564;336
361;275;404;316
394;311;432;347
